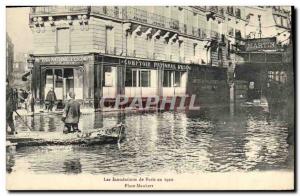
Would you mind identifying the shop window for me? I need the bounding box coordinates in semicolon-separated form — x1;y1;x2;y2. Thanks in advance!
163;70;172;87
54;69;63;88
56;28;70;53
63;68;74;98
103;66;113;87
54;69;63;99
280;71;287;83
125;69;139;87
268;71;274;81
174;71;181;87
163;70;181;87
140;70;151;87
45;69;54;88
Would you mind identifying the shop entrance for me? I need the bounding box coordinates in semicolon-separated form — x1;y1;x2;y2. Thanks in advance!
44;67;83;100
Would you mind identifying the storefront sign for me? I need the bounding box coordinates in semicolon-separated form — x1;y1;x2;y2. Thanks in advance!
245;37;277;51
34;55;94;65
120;59;191;70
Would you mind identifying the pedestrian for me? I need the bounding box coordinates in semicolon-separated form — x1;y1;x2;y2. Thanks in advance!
6;79;17;135
26;91;35;114
45;88;57;112
62;91;81;134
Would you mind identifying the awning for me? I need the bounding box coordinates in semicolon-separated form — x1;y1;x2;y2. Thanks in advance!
21;71;31;81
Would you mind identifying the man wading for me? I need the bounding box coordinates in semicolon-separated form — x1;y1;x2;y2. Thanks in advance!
45;88;57;112
6;79;16;135
62;91;81;134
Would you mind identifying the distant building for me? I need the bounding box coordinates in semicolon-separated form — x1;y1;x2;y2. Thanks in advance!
6;33;14;81
12;52;30;89
234;6;292;103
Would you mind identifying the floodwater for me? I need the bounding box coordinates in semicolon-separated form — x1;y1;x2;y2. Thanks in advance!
6;106;294;175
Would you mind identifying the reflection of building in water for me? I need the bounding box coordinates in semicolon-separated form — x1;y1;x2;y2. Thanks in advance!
6;149;16;174
63;158;82;174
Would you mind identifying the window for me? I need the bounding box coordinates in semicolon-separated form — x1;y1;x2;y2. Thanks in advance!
235;29;242;39
193;43;197;57
179;42;184;62
268;71;274;81
227;6;234;15
282;17;288;27
163;70;172;87
140;70;151;87
54;69;63;88
105;26;115;54
125;69;150;87
174;71;181;87
56;28;70;53
103;66;113;87
218;48;223;66
235;8;241;18
163;70;181;87
125;69;131;87
46;69;53;87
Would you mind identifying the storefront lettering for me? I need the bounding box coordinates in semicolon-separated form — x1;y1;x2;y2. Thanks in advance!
35;55;94;64
245;37;277;51
121;59;191;70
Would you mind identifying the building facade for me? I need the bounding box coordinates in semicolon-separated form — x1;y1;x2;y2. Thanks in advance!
6;33;14;81
28;6;249;109
233;6;292;103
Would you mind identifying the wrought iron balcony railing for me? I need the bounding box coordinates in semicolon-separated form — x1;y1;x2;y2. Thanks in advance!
30;6;220;41
30;6;90;15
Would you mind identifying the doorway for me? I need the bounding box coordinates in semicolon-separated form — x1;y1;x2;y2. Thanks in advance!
44;67;83;100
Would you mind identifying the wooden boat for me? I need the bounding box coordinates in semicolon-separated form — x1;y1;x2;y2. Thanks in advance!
6;123;125;148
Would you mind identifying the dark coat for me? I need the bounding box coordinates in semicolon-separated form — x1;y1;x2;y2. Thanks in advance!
46;90;57;102
63;99;81;124
6;86;16;119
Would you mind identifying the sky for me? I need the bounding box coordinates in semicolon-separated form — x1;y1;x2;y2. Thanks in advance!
6;7;33;57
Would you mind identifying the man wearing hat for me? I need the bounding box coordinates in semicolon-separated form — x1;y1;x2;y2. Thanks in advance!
62;91;81;134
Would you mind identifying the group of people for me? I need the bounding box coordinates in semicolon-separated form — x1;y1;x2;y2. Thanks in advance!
6;80;82;135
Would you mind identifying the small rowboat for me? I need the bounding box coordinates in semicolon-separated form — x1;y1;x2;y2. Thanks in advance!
6;123;125;148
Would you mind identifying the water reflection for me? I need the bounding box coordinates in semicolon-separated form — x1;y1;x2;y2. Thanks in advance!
63;158;82;174
7;107;293;175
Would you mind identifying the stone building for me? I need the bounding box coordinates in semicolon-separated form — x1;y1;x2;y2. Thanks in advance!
233;6;292;103
28;6;248;109
6;33;14;81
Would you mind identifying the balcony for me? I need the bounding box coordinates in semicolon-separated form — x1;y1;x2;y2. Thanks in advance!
30;6;216;41
272;6;290;17
208;6;218;13
30;6;90;16
91;6;121;19
226;7;234;16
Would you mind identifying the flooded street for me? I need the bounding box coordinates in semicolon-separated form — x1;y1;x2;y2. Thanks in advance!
7;107;293;175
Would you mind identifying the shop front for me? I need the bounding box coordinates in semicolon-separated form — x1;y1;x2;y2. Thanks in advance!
96;55;191;108
31;54;95;107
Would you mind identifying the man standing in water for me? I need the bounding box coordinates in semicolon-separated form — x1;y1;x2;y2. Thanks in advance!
62;91;81;134
45;88;57;112
6;79;16;135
